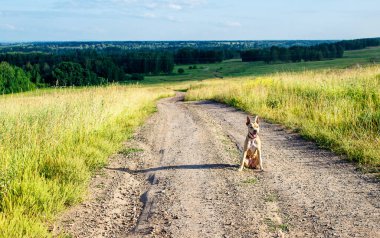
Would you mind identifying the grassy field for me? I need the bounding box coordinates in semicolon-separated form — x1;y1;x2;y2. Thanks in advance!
186;66;380;170
145;46;380;84
0;85;173;237
1;46;379;237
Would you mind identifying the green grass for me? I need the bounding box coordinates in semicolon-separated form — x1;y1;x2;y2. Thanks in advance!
264;218;289;232
265;194;279;202
186;66;380;170
278;223;290;232
242;178;258;184
118;148;144;156
0;85;173;237
144;46;380;85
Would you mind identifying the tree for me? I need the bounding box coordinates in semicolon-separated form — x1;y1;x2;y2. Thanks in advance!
0;62;34;94
336;45;344;58
41;63;52;84
52;62;84;86
25;64;43;85
241;49;263;62
269;46;280;62
279;47;290;62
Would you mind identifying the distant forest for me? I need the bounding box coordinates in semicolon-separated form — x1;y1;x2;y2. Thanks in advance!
241;38;380;62
0;37;380;94
0;49;232;89
0;51;175;87
0;40;337;52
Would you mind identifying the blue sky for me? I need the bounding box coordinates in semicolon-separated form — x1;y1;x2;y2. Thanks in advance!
1;0;379;41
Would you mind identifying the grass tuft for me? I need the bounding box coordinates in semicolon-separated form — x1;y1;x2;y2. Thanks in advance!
242;178;258;184
119;148;144;156
265;194;279;202
264;218;289;233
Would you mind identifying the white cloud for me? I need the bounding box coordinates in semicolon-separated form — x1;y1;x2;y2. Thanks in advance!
145;2;157;9
184;0;206;7
165;15;181;22
170;0;206;9
0;23;18;30
112;0;206;10
224;21;242;27
53;0;206;12
142;12;156;18
168;3;183;10
111;0;138;4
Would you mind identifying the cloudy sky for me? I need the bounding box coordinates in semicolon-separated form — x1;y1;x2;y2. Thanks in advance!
1;0;379;41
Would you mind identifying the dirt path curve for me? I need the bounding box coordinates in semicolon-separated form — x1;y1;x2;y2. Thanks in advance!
57;94;380;238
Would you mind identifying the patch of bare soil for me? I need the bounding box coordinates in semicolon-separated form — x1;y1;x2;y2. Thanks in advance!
56;94;380;238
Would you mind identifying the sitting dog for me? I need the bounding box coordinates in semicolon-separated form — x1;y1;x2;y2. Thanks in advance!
238;116;263;171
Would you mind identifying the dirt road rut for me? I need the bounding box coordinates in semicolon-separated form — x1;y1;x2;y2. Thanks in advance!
57;94;380;238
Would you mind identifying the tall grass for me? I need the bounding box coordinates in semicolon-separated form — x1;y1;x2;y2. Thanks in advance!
0;85;173;237
186;66;380;168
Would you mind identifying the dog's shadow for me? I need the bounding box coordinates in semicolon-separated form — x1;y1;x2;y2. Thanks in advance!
106;163;238;174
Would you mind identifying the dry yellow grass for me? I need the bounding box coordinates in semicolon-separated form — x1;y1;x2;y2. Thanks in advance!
0;85;173;237
186;66;380;169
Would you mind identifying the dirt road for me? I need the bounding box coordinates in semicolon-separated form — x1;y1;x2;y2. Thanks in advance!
57;94;380;238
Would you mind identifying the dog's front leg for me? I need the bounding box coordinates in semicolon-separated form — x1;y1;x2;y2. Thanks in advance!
239;150;247;171
258;149;264;171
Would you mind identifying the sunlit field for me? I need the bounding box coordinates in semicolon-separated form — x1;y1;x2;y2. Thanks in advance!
144;47;380;85
186;66;380;170
1;47;380;237
0;85;173;237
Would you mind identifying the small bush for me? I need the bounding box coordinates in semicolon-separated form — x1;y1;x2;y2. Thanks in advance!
178;68;185;74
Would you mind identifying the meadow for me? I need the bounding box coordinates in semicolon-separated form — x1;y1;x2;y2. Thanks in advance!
144;46;380;84
0;85;173;237
186;66;380;169
0;46;380;237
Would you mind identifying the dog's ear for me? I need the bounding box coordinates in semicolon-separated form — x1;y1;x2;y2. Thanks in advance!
254;116;259;124
246;116;251;125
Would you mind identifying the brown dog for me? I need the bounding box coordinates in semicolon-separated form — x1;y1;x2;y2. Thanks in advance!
238;116;263;171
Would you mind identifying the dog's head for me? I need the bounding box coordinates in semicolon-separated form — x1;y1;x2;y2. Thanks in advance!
246;116;260;138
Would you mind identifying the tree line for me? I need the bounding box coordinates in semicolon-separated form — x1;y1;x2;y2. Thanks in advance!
174;48;235;64
0;47;234;91
0;50;175;87
241;37;380;63
336;38;380;50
